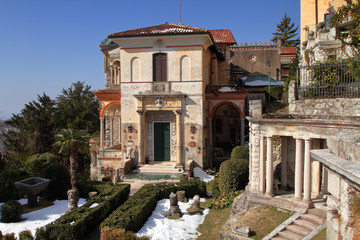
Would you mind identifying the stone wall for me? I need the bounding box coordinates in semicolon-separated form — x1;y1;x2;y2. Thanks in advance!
288;80;360;117
325;168;356;240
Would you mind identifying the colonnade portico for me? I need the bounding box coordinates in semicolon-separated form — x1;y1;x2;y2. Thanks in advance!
258;135;313;204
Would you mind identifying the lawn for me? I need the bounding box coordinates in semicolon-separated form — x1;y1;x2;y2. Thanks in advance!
223;205;294;240
197;198;231;240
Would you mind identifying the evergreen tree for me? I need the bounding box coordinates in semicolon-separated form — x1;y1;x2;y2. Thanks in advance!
55;81;99;134
272;13;300;49
330;0;360;56
3;94;56;168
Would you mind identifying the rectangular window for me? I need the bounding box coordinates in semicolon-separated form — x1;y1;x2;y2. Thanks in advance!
153;53;167;82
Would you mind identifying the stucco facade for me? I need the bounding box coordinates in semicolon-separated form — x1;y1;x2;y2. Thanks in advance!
90;23;251;180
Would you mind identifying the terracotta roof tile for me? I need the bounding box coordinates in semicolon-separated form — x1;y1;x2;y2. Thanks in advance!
108;22;208;38
94;88;120;94
208;29;236;44
281;46;297;54
108;23;236;45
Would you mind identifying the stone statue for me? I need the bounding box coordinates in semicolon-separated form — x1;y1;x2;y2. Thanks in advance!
166;192;183;218
126;145;134;160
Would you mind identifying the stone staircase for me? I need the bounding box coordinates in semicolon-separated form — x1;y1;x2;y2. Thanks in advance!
266;208;327;240
138;161;182;174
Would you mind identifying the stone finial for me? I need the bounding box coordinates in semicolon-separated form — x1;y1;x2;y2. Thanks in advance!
177;190;187;202
245;42;248;46
240;43;243;46
67;189;79;213
249;42;253;46
254;42;257;46
264;41;267;45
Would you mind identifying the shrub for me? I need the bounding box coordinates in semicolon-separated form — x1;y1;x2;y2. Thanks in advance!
19;230;34;240
0;169;29;202
41;163;71;200
101;179;206;234
102;176;111;182
100;227;126;240
211;180;221;198
25;153;57;176
219;158;249;193
3;233;17;240
1;200;22;223
230;146;249;160
44;183;130;240
35;227;48;240
210;190;240;209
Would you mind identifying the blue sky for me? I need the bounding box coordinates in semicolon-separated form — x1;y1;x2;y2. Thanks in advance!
0;0;299;120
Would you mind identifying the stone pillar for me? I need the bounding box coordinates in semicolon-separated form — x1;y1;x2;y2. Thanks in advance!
100;117;104;151
281;136;288;188
110;117;114;147
208;118;213;166
265;136;274;197
110;66;113;84
175;110;183;168
294;138;304;200
240;118;245;146
137;110;145;166
259;136;266;194
303;138;312;202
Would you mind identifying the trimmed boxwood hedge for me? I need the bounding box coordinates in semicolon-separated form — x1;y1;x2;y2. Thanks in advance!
101;179;206;233
219;158;249;193
39;182;130;240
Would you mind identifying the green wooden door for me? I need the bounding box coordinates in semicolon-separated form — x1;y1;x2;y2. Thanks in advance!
154;123;170;161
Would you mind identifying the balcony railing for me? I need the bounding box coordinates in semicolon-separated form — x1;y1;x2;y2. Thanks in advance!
296;61;360;99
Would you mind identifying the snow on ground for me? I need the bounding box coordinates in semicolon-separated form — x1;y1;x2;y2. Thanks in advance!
136;197;209;240
0;198;86;237
193;167;214;183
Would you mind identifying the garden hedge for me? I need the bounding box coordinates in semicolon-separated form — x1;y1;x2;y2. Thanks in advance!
38;182;130;240
230;146;249;160
219;158;249;193
101;179;206;234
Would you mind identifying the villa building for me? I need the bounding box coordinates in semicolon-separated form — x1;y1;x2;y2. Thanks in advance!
90;23;254;179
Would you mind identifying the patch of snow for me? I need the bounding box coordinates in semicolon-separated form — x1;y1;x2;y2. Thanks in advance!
0;198;86;237
218;87;236;92
136;197;209;240
151;28;194;34
89;203;99;208
206;190;213;197
193;167;214;183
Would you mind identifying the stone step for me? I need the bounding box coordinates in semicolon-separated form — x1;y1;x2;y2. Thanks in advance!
308;208;327;219
301;213;325;225
139;168;181;173
278;230;304;240
293;219;318;230
286;224;311;236
271;237;289;240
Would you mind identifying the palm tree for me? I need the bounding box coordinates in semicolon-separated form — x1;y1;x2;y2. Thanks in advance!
53;128;89;189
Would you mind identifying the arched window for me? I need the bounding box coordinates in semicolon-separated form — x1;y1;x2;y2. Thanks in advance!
131;57;141;82
180;55;190;81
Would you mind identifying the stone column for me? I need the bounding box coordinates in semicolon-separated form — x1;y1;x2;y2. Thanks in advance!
259;136;266;194
100;117;104;151
294;138;304;200
281;136;288;188
175;110;183;168
208;118;213;166
110;66;113;84
110;117;114;147
303;138;312;202
240;118;245;146
137;110;145;166
265;136;274;197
